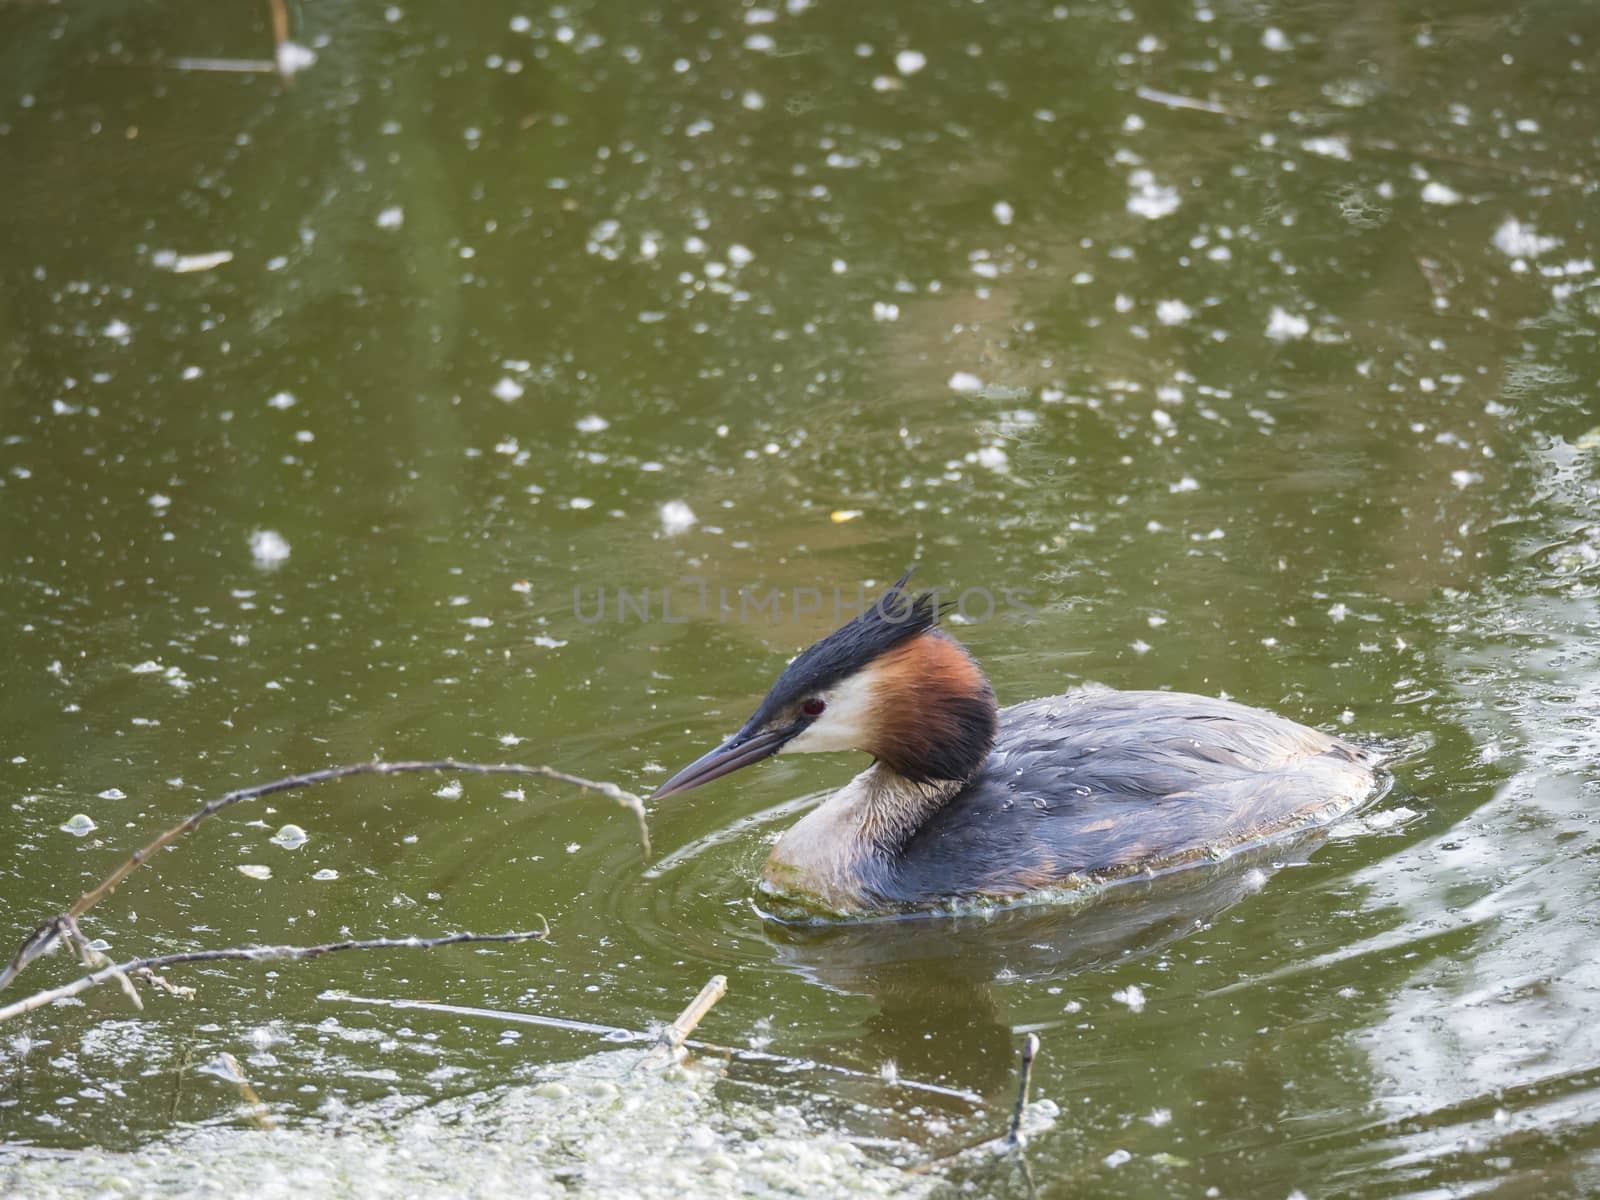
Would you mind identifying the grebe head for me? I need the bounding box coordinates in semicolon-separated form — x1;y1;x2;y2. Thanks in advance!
651;571;998;800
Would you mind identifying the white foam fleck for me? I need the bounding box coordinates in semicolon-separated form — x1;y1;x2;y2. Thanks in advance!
992;200;1014;226
1421;181;1463;205
249;529;292;568
1156;299;1193;325
1492;218;1559;258
276;41;316;78
872;301;899;321
1301;135;1351;160
267;391;296;410
171;251;234;274
575;414;610;433
148;493;172;511
435;781;464;800
312;868;339;881
375;206;404;230
659;500;697;534
1265;307;1310;341
1112;984;1147;1012
1261;27;1291;51
237;864;272;881
97;788;126;800
975;446;1010;473
493;377;524;402
895;49;927;76
948;372;984;393
1104;1149;1133;1168
1127;169;1180;219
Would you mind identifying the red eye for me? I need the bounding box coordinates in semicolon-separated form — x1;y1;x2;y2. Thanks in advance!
801;698;826;717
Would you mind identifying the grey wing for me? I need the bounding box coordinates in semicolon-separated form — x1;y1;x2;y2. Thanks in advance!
892;686;1377;897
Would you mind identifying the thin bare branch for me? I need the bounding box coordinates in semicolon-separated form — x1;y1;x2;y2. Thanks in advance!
0;929;547;1026
638;974;728;1071
327;991;985;1106
0;759;647;993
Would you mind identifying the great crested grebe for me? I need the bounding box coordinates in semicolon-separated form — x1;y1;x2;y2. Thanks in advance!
652;573;1381;914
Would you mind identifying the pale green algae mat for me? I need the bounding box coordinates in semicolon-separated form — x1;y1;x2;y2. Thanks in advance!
3;0;1600;1196
2;1051;970;1199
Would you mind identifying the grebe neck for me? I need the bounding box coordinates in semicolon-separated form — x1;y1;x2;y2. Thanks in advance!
762;763;970;911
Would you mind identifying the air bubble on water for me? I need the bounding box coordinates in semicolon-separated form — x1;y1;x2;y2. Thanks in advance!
267;391;296;410
102;319;131;341
1103;1149;1132;1168
948;372;983;393
238;864;272;880
435;781;463;800
493;377;524;402
97;788;126;800
61;814;97;837
576;414;610;433
1422;181;1463;205
271;824;308;850
312;868;339;881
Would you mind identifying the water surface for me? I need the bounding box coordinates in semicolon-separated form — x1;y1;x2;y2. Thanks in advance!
2;1;1598;1195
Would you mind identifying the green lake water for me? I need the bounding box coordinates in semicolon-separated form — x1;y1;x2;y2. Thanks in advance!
2;1;1598;1195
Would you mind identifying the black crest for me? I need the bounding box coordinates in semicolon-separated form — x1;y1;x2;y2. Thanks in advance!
746;569;941;728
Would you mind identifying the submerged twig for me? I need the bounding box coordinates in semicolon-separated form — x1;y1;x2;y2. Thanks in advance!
638;974;729;1071
1007;1033;1040;1146
0;929;547;1026
909;1034;1046;1182
206;1051;276;1130
0;758;648;993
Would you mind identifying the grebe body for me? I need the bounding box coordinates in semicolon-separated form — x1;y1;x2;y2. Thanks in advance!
653;574;1380;915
